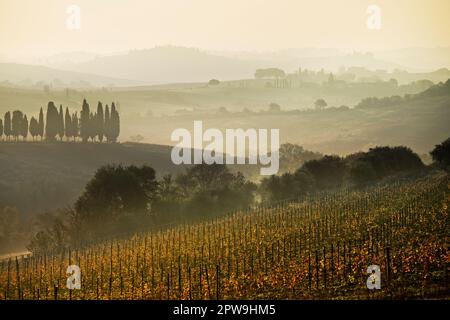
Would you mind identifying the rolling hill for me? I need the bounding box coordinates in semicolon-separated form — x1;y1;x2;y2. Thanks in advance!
59;46;261;84
0;81;449;222
0;63;139;88
0;142;185;217
2;172;449;299
55;46;450;84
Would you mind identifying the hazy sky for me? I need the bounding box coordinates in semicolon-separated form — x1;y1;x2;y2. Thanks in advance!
1;0;449;58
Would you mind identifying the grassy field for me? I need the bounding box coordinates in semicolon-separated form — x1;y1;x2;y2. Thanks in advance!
1;172;448;300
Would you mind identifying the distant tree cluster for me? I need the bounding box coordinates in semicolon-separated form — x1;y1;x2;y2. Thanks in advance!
0;99;120;142
254;68;286;79
430;137;450;169
78;99;120;143
208;79;220;86
278;143;323;174
355;95;404;109
261;146;425;201
356;79;450;109
28;164;256;250
268;103;281;112
314;98;328;110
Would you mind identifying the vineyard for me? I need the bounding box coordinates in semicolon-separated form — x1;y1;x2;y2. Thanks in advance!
1;172;449;300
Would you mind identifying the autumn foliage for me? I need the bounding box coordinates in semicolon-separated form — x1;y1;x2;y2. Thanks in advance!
0;173;448;300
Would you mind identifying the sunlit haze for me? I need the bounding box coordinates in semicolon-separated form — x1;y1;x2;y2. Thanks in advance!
1;0;450;59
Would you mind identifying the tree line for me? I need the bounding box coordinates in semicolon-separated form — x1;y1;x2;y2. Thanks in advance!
0;99;120;142
260;146;428;202
27;163;256;251
356;79;450;109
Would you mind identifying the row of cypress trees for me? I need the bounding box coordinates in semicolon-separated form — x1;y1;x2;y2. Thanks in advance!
0;99;120;142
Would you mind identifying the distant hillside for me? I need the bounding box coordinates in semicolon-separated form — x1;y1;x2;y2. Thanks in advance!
0;71;438;124
120;80;450;155
60;47;450;84
375;47;450;72
0;80;448;159
5;47;450;87
0;142;185;217
62;46;262;84
225;47;450;73
0;63;139;88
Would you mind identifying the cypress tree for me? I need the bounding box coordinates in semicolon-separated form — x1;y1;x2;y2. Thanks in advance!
4;111;11;140
65;107;72;140
80;99;90;142
110;102;120;142
72;112;79;141
21;115;28;141
45;102;58;141
29;117;39;141
12;110;24;141
38;107;44;140
0;119;3;141
89;112;96;142
104;104;110;142
96;102;104;142
58;105;64;141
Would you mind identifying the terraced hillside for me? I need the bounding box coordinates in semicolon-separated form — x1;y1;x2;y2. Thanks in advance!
0;172;449;300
